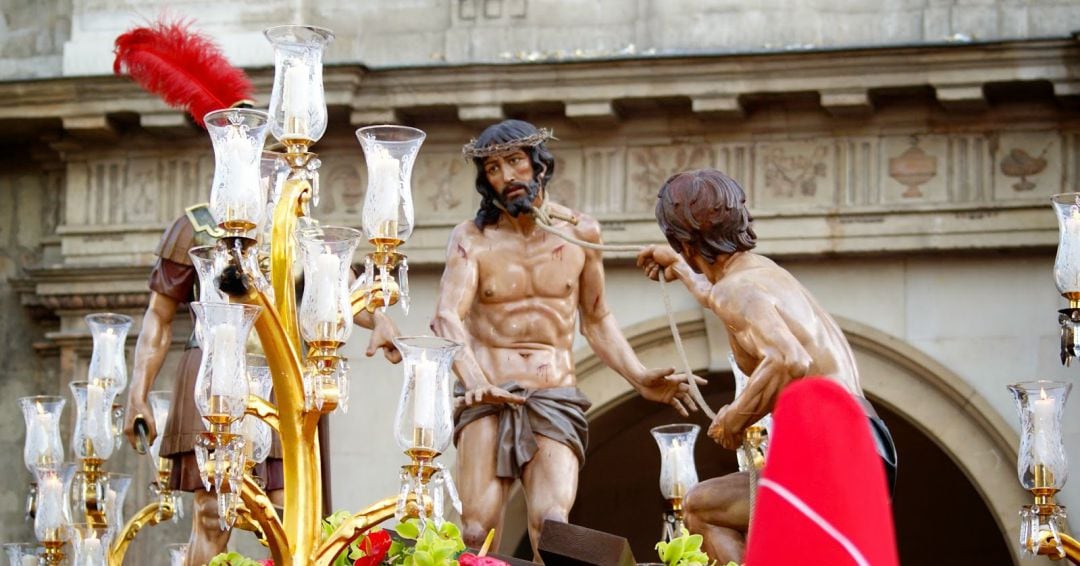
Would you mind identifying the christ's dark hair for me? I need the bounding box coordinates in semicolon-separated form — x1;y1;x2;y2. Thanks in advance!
471;120;555;229
655;169;757;262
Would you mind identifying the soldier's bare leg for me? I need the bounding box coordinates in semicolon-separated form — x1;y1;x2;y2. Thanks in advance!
457;415;513;551
521;435;579;562
187;489;231;566
683;471;750;564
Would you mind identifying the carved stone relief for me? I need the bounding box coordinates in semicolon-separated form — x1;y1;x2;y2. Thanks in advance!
582;147;625;215
412;152;477;222
882;136;947;204
755;141;836;209
626;144;715;212
992;132;1062;201
547;150;582;210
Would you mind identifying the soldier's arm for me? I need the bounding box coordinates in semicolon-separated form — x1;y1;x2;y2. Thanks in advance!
124;291;178;450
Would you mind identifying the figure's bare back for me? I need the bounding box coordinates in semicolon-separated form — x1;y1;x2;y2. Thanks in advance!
712;254;862;398
460;214;588;389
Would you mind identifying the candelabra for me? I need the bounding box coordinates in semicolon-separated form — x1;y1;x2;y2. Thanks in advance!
651;424;700;541
10;22;449;566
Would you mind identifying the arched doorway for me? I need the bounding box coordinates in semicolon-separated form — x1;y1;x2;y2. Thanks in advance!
499;311;1027;564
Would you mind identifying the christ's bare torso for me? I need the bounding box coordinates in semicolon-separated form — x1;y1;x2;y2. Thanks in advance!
459;212;587;390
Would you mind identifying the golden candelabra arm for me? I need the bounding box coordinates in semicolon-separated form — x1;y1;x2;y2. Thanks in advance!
313;496;398;566
238;285;322;565
108;499;175;565
246;394;280;433
236;473;288;564
271;173;311;355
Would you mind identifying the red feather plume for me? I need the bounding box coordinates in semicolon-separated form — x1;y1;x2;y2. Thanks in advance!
113;19;253;128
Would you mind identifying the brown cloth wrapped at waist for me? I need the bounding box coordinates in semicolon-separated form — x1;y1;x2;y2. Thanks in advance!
453;382;591;480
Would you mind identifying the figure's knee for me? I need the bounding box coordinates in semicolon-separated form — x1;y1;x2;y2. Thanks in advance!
528;504;569;535
461;515;498;549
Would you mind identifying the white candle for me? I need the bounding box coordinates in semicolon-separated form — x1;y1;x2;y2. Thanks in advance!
1033;388;1057;465
313;252;342;324
220;133;260;224
30;408;52;465
37;474;64;532
210;324;238;397
86;382;105;444
97;330;118;380
283;62;310;137
105;487;117;521
22;554;38;566
365;148;401;239
82;533;102;563
413;353;437;430
670;440;683;495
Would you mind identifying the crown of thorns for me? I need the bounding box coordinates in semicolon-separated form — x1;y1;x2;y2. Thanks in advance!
461;128;556;158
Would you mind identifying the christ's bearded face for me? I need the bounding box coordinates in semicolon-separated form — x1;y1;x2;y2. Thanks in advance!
483;149;543;217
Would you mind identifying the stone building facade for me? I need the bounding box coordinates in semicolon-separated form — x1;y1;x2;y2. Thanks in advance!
1;1;1079;564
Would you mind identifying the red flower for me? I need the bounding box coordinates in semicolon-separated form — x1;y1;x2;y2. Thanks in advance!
458;553;509;566
259;561;273;566
353;529;393;566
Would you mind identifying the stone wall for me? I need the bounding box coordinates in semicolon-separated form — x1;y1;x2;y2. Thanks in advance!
0;165;64;543
3;0;1079;80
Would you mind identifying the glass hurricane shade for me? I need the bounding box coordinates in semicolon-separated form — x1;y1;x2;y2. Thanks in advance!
85;313;132;396
70;380;119;461
206;108;271;236
356;125;425;244
32;465;74;543
238;355;273;465
147;391;172;462
190;302;262;423
4;543;43;566
297;226;363;345
19;396;65;474
1053;193;1080;297
1009;380;1071;491
265;25;334;144
392;336;461;454
650;424;701;500
67;523;110;566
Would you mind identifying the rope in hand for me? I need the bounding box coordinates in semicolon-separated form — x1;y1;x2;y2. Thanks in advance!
529;204;716;420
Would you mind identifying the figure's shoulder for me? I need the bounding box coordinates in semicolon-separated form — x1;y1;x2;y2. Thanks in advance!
446;219;486;257
557;206;600;243
155;214;197;265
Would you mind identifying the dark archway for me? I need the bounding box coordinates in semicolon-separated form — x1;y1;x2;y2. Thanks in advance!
513;372;1012;564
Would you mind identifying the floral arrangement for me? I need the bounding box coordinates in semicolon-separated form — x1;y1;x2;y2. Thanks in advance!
209;515;507;566
655;528;733;566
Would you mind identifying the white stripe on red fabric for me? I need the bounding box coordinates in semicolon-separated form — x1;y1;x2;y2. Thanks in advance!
758;478;872;566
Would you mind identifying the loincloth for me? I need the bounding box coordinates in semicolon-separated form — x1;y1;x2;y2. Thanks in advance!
453;382;591;479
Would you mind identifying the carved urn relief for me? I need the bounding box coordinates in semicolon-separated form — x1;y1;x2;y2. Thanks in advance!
889;140;937;198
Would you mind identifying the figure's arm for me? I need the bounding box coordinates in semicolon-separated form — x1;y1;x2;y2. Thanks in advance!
431;226;524;406
709;289;812;449
354;308;402;363
123;291;178;450
637;244;712;305
577;220;696;414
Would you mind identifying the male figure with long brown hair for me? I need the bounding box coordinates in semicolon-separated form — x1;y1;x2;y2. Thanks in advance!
636;169;897;564
432;119;701;558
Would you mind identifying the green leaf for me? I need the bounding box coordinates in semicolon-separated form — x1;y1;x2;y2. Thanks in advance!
684;533;704;553
396;520;421;540
414;550;436;566
663;537;685;563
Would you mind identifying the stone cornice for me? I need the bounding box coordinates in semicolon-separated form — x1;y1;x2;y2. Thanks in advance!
0;38;1076;131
